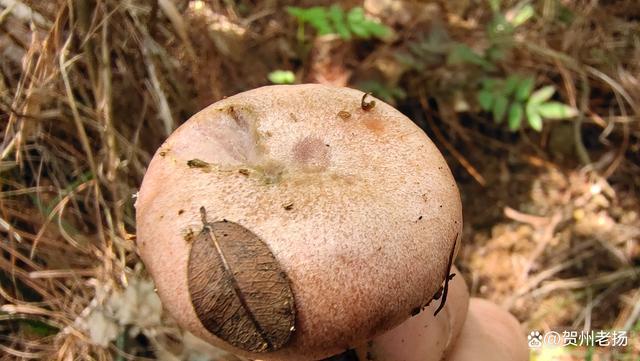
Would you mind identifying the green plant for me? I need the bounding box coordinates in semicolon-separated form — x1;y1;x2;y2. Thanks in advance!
395;1;577;132
396;2;536;79
286;5;390;41
478;75;578;131
447;2;535;67
268;70;295;84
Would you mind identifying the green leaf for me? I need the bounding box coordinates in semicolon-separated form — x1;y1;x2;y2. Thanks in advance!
394;52;419;67
268;70;295;84
287;5;390;39
526;100;543;131
362;20;390;38
20;319;59;337
486;46;506;62
510;4;535;27
504;75;521;96
492;94;508;123
515;76;535;101
306;7;333;35
537;102;578;119
287;6;322;23
328;5;350;39
529;85;555;104
526;100;544;131
286;6;306;19
488;0;501;12
477;90;494;111
347;7;368;38
447;44;495;70
287;6;333;35
348;23;368;38
480;77;498;90
487;14;514;39
345;7;389;39
527;111;543;131
347;6;365;22
558;4;575;24
508;102;524;131
525;101;538;121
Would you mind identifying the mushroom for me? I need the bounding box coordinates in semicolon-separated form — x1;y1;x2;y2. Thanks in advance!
354;266;470;361
136;84;462;361
445;298;530;361
350;267;529;361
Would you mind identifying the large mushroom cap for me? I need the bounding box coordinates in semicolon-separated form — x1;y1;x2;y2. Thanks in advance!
136;84;462;360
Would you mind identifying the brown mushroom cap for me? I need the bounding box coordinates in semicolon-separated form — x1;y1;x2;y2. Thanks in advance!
136;84;462;361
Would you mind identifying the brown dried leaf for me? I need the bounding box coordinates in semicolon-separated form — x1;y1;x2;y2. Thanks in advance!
188;209;295;352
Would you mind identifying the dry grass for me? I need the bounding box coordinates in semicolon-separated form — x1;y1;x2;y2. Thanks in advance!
0;0;638;360
0;1;237;359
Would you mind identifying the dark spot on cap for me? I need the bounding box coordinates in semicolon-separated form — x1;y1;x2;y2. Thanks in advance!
337;110;351;120
292;136;331;171
363;117;385;134
228;106;249;129
183;229;195;243
187;159;210;169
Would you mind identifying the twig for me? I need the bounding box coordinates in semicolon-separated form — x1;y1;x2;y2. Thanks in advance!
503;245;597;309
418;92;486;186
574;74;591;165
0;0;50;28
28;269;96;279
622;290;640;331
504;207;549;227
531;267;640;298
0;343;47;359
158;0;196;61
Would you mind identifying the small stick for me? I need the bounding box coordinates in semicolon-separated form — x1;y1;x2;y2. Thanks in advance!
419;93;486;186
361;93;375;111
434;234;458;316
199;206;209;225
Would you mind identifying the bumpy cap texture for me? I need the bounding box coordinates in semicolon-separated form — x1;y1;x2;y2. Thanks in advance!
136;84;462;360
